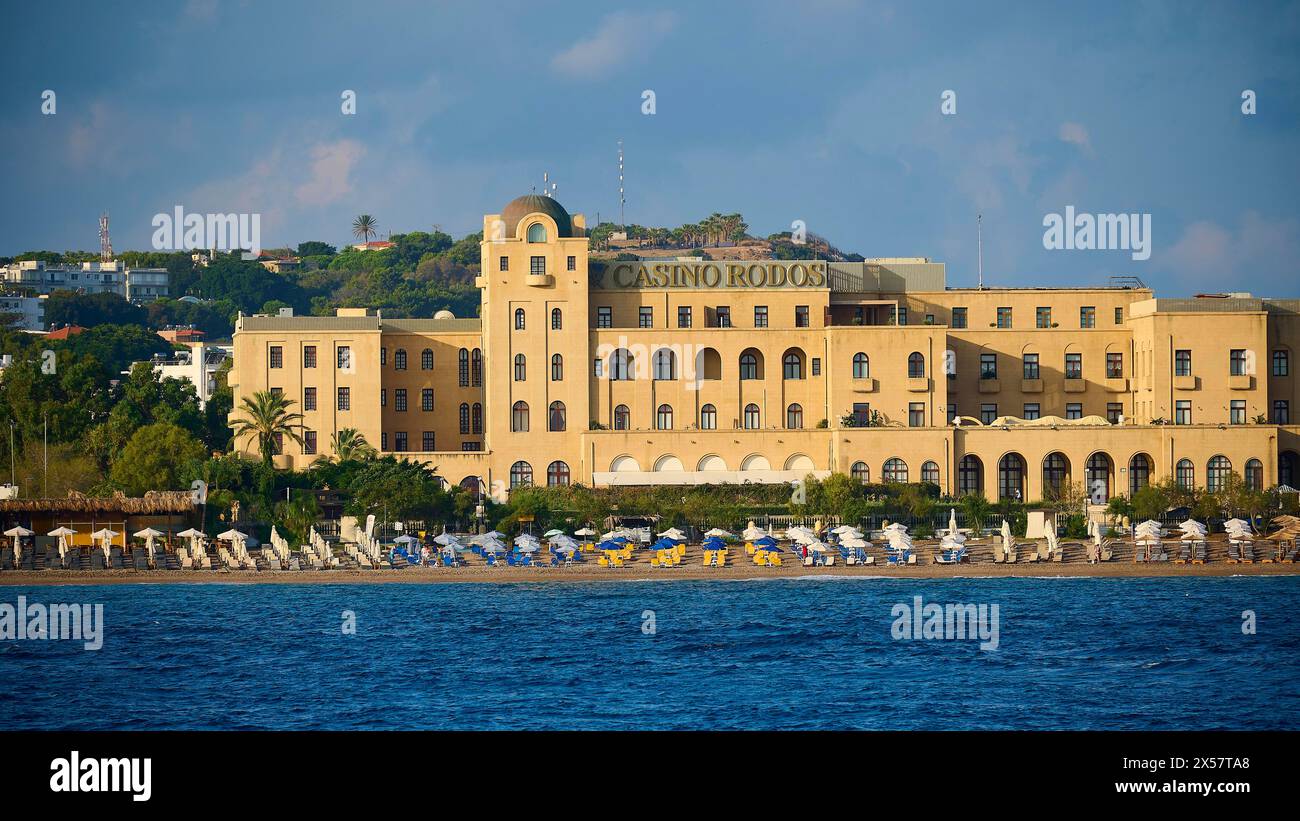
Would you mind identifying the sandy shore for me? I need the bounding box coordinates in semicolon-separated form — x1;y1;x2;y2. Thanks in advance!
1;562;1295;586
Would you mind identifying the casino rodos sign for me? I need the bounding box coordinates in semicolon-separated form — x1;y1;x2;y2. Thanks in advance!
598;261;829;289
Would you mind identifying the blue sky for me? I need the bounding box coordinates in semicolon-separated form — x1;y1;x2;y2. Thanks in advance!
2;0;1298;296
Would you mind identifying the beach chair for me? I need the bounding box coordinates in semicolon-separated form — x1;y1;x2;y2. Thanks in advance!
1241;543;1255;563
1192;541;1207;564
1133;542;1148;563
991;546;1004;564
1226;543;1241;564
1176;543;1191;563
1034;543;1048;563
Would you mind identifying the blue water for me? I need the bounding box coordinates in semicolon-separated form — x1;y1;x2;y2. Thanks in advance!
1;577;1297;730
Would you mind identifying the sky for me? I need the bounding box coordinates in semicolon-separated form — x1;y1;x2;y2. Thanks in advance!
1;0;1298;296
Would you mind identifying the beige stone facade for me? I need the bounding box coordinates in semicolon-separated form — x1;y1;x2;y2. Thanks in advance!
231;196;1300;502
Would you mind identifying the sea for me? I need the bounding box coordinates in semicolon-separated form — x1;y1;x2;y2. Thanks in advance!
1;576;1296;730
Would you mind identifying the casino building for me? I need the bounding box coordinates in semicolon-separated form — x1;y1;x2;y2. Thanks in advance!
230;195;1300;502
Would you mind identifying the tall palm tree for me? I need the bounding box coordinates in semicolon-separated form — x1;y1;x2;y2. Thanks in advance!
352;214;378;245
231;390;304;468
330;428;376;462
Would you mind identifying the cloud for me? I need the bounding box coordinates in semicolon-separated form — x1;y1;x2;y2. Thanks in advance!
1057;121;1093;156
551;11;677;78
183;0;219;23
1161;211;1300;292
295;140;365;206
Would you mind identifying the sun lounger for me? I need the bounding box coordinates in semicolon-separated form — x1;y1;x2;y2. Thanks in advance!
1176;543;1190;563
90;552;105;570
1226;544;1241;563
1134;543;1148;563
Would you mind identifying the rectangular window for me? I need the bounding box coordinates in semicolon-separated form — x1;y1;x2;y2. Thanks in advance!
1065;353;1083;379
269;346;283;368
303;430;316;455
1080;306;1096;328
421;388;433;412
1066;403;1082;420
754;306;768;328
303;387;316;412
717;306;731;327
381;347;386;366
981;353;998;379
380;388;386;408
1273;349;1289;376
639;306;653;328
897;306;908;326
677;306;692;328
1230;349;1247;376
381;433;388;451
1023;403;1040;420
947;403;958;423
1114;307;1123;324
422;431;435;452
811;357;821;376
1175;349;1192;376
1274;400;1290;424
461;442;482;452
951;307;967;329
337;387;350;411
1106;352;1123;378
1230;399;1246;424
1036;307;1051;328
499;256;508;271
980;404;997;425
593;358;604;378
530;256;545;275
852;403;870;426
1022;353;1038;380
336;346;351;370
997;307;1012;328
1175;400;1191;425
908;402;925;428
597;306;611;328
395;389;407;412
270;387;282;398
1106;402;1123;424
394;432;408;452
303;345;316;368
567;255;576;271
795;305;809;327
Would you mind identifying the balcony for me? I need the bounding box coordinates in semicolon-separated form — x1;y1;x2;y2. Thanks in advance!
1229;374;1254;390
852;378;877;393
1173;375;1197;391
906;377;930;392
524;273;554;287
1064;378;1086;393
978;378;1001;394
1020;378;1042;394
1103;377;1128;392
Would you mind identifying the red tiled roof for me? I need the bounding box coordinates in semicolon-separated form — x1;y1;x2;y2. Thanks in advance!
47;325;87;340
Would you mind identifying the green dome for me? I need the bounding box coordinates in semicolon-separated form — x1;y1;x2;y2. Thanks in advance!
501;194;573;238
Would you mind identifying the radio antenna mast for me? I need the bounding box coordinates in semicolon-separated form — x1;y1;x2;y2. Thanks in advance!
99;213;113;261
977;213;984;289
617;139;625;228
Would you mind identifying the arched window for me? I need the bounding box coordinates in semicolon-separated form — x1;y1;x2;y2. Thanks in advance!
786;403;803;429
1042;452;1069;497
851;461;870;483
700;404;717;430
527;223;547;243
471;349;482;386
1176;458;1195;489
740;353;758;380
551;307;562;330
743;403;760;429
1207;455;1232;492
653;348;676;380
547;461;570;486
394;348;407;370
655;404;673;430
908;352;925;378
458;348;469;386
458;403;470;434
852;352;870;379
548;401;566;432
921;461;940;485
510;461;533;488
471;403;482;434
421;348;433;370
511;401;529;432
1087;452;1112;502
883;458;909;483
998;453;1026;501
783;351;803;380
611;349;633;381
1129;454;1153;495
513;353;526;381
614;404;630;431
958;455;983;496
1245;458;1264;490
551;353;563;381
514;308;525;330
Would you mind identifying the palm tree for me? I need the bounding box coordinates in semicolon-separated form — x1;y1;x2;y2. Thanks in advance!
231;390;304;468
330;427;376;462
352;214;378;246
